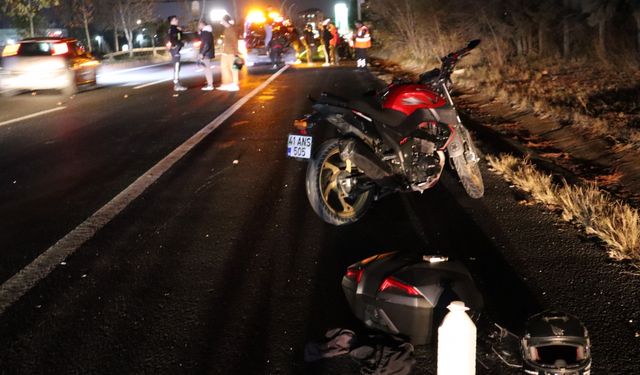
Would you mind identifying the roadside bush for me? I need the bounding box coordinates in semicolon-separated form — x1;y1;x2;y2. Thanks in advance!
487;154;640;264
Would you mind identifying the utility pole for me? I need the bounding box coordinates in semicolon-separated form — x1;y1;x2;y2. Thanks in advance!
357;0;362;20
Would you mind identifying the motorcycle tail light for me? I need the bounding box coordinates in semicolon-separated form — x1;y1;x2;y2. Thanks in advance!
345;267;364;284
378;277;420;296
293;118;308;130
193;41;202;49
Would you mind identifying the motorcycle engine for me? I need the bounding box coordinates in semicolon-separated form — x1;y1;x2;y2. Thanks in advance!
402;138;441;185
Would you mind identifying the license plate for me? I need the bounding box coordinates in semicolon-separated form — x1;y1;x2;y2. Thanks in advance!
287;134;313;159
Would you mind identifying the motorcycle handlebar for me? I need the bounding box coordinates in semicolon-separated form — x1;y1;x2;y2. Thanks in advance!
439;39;481;72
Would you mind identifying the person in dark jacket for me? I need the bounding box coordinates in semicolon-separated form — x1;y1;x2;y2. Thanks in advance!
269;24;287;69
167;15;186;91
198;20;215;91
301;24;314;64
321;19;332;66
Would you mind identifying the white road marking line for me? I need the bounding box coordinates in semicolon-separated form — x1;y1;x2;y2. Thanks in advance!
96;62;170;78
0;64;290;315
133;78;173;90
0;107;67;128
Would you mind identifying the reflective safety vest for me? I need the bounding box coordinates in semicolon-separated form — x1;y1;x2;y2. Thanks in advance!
354;25;371;49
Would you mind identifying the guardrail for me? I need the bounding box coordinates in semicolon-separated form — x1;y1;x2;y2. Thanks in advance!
104;47;167;59
102;47;223;61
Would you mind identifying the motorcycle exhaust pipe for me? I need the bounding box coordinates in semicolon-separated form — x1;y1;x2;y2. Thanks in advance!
339;138;393;182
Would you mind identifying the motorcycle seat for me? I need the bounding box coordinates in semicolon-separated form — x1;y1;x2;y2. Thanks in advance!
348;99;406;127
316;92;350;108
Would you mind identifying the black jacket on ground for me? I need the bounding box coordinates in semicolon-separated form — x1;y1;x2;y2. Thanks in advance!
199;25;214;58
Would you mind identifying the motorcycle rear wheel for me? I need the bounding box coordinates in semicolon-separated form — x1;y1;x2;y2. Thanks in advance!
306;138;373;225
451;130;484;199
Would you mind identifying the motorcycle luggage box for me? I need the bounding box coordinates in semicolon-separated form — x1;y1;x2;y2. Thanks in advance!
341;251;483;345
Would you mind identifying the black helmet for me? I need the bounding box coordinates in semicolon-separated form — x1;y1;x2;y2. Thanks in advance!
233;56;244;70
521;311;591;375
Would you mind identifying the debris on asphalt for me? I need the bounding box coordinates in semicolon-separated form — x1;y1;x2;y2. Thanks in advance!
304;328;355;361
233;159;239;165
352;341;415;375
124;94;128;98
305;328;415;375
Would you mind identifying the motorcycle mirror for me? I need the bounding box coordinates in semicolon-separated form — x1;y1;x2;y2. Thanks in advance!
467;39;481;49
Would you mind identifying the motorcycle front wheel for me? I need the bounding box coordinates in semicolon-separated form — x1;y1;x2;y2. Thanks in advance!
451;128;484;199
306;138;373;225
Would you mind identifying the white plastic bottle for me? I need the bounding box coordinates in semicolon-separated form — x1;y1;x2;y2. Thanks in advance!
437;301;477;375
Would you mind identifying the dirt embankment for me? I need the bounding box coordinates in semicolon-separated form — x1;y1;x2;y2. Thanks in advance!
457;62;640;203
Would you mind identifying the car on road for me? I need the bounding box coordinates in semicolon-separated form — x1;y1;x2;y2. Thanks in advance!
178;32;202;62
0;37;100;96
242;11;296;67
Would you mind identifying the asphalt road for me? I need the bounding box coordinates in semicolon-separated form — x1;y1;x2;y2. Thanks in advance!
0;62;638;374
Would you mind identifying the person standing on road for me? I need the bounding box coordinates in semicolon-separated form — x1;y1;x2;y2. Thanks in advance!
198;20;215;91
301;24;314;64
264;22;273;52
354;20;371;69
219;14;240;92
329;23;339;65
167;15;186;91
269;25;287;69
285;21;302;64
321;19;332;67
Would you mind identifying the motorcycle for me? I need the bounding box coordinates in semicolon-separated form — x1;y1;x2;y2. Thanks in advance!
287;40;484;226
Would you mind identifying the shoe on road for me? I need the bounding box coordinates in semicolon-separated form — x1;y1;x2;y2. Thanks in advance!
218;84;239;92
201;85;214;91
174;84;187;91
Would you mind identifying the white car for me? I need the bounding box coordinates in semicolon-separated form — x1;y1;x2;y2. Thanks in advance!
0;37;99;96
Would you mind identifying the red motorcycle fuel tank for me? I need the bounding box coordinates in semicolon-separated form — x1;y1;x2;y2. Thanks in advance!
382;84;447;116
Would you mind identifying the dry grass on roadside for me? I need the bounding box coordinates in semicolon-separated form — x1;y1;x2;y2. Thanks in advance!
487;154;640;264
